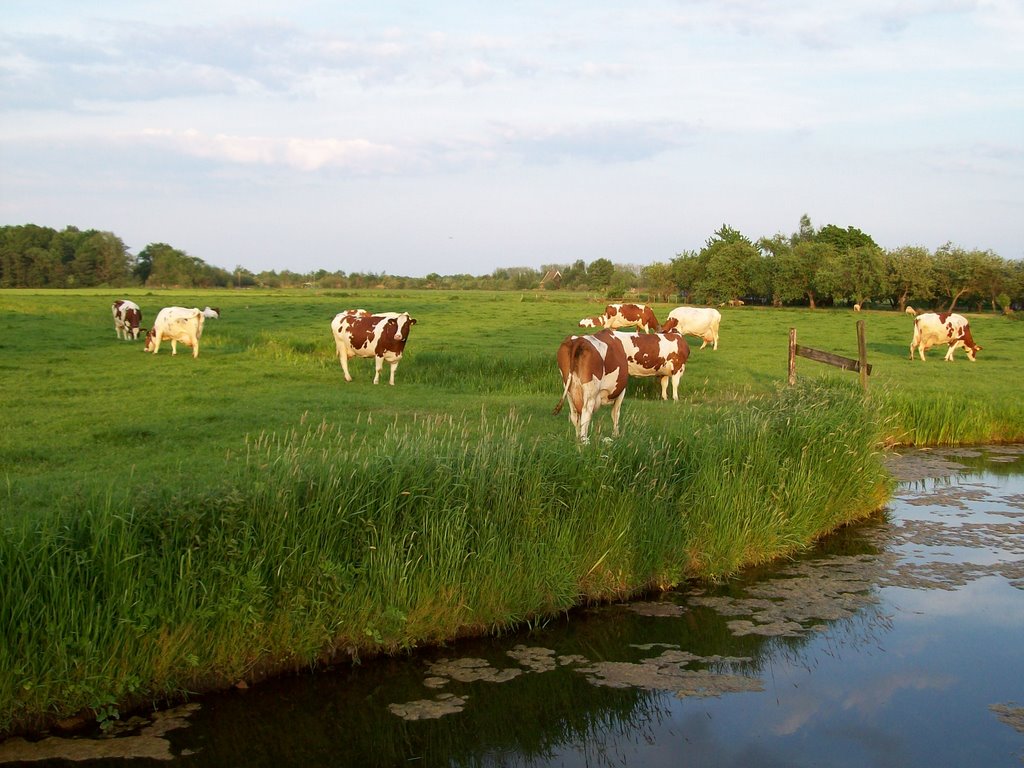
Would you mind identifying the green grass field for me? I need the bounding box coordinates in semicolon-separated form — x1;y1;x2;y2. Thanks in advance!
1;288;1022;735
2;288;1021;509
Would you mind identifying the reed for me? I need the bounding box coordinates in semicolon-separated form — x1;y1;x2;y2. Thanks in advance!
0;381;891;735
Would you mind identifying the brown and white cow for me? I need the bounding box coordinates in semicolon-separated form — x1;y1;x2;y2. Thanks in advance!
112;299;142;340
612;330;690;400
143;307;205;358
553;329;629;443
910;312;982;362
579;303;660;334
331;310;417;385
659;306;721;350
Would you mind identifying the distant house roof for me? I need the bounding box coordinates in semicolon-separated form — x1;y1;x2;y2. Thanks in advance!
540;269;562;286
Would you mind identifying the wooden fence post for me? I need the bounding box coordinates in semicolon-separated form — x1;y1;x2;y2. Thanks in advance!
788;327;797;386
857;320;868;392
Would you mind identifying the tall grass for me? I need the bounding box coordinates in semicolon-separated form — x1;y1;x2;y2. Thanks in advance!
0;381;891;735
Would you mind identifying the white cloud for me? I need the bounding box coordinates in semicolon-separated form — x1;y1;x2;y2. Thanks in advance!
139;129;400;173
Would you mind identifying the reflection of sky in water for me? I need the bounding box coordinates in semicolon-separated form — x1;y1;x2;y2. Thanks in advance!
535;452;1024;768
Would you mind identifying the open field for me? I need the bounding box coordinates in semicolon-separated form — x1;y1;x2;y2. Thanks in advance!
1;288;1023;735
2;288;1022;509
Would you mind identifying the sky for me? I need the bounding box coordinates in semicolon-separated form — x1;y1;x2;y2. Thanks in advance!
1;1;1022;277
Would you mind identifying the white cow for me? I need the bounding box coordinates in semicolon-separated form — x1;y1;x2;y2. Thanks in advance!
143;307;205;358
111;299;142;340
909;312;982;362
201;306;221;319
659;307;722;350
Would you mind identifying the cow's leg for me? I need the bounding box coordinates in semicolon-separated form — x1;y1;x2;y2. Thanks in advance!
338;348;353;382
659;375;669;400
387;360;399;386
192;339;199;358
373;356;384;385
151;332;161;354
698;339;708;350
609;391;626;437
169;339;177;356
712;335;718;351
669;370;683;400
577;405;593;444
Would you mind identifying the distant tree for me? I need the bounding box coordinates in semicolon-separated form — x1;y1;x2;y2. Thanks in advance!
816;244;886;307
562;259;587;288
669;250;702;302
815;224;878;252
776;241;834;308
72;230;133;286
932;242;995;312
791;213;816;245
693;225;758;304
970;250;1008;311
884;246;935;311
587;258;614;289
756;234;791;305
641;262;676;302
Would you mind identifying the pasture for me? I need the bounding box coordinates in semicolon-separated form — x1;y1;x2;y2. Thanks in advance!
1;288;1023;735
1;288;1021;512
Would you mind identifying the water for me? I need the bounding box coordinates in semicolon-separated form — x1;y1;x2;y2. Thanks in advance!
3;446;1023;767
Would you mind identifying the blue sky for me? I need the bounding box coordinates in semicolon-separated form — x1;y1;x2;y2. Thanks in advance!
1;1;1021;276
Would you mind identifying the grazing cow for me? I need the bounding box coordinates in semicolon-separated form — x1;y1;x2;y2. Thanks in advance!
659;307;722;350
143;307;205;358
553;329;629;443
579;303;660;334
909;312;982;362
111;299;142;340
612;330;690;400
331;311;417;385
202;306;221;319
853;303;861;312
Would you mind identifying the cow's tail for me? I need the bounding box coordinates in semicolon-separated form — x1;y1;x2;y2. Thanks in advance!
552;375;571;415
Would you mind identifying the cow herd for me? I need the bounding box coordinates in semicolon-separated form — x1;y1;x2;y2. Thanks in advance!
111;301;219;358
110;297;984;444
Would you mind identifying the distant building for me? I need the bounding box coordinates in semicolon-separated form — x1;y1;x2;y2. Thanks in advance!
540;269;562;289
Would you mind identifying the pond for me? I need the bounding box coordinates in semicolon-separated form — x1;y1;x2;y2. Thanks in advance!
3;445;1023;767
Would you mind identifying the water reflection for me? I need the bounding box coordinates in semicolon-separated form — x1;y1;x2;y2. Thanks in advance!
2;447;1023;767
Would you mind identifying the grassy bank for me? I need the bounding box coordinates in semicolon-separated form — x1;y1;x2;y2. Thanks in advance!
2;289;1023;736
1;382;890;735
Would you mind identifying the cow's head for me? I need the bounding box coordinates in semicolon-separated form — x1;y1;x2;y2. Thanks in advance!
966;344;982;361
659;318;679;333
142;328;156;352
392;312;417;341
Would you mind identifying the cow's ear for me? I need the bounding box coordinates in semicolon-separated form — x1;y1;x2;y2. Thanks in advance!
410;318;418;324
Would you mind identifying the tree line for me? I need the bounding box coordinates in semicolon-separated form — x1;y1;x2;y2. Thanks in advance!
2;218;1021;312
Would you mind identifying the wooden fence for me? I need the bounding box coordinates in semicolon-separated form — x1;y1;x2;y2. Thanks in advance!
788;320;872;392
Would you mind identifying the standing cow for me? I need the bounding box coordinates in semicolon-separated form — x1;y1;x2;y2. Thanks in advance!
553;329;629;443
909;312;982;361
143;307;205;358
111;299;142;340
659;307;721;350
331;311;417;385
612;330;690;400
579;303;660;334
